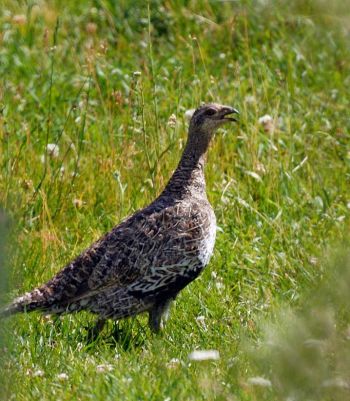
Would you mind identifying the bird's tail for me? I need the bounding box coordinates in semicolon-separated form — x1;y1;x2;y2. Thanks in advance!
0;289;49;318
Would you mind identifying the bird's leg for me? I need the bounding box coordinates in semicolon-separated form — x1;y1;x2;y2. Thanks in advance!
94;317;106;334
148;299;172;333
86;317;106;341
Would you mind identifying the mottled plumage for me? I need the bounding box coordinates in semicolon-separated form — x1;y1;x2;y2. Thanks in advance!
1;103;238;332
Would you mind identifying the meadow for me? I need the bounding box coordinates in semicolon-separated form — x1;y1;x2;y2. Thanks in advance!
0;0;350;400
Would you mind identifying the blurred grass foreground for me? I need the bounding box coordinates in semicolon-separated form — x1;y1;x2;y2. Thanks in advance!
248;251;350;401
0;0;350;400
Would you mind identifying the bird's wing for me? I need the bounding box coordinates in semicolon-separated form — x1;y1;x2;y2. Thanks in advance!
46;201;208;305
87;202;205;292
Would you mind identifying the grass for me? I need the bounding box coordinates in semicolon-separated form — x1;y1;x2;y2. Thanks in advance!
0;0;350;399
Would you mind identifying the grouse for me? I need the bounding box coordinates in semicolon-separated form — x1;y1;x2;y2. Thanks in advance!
1;103;238;332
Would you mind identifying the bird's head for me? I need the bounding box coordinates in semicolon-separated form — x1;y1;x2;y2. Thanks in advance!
189;103;239;136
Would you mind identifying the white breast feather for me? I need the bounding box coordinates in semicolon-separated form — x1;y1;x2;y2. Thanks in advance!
198;217;217;267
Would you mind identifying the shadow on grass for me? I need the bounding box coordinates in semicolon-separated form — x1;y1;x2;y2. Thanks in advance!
71;314;149;352
33;310;149;352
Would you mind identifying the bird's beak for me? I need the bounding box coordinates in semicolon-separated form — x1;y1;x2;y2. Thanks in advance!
219;106;239;122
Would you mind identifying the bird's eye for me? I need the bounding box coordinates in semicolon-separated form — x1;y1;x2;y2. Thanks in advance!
205;108;216;116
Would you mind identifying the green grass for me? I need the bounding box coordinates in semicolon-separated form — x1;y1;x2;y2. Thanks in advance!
1;0;350;400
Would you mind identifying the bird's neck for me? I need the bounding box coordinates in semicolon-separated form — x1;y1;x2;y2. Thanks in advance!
160;129;212;200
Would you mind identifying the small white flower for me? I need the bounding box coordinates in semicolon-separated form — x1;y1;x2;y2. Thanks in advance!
184;109;195;122
33;369;45;377
86;22;97;34
215;281;225;291
46;143;59;158
96;364;114;373
73;199;83;208
219;53;226;60
256;162;266;175
57;373;69;381
167;114;177;128
12;14;27;25
309;256;318;265
188;350;220;361
245;95;256;104
258;114;273;125
247;377;272;387
133;71;141;77
166;358;181;368
196;315;207;331
258;114;275;133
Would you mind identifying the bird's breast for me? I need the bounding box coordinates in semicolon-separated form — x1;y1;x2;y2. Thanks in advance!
197;208;217;268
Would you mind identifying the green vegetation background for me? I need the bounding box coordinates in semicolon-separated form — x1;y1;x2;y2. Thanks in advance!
0;0;349;400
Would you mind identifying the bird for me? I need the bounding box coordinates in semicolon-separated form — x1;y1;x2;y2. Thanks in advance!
0;103;238;333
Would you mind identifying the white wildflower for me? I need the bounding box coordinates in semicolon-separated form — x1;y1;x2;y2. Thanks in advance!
188;350;220;361
46;143;59;158
309;256;318;265
196;315;205;323
259;115;273;125
247;377;272;387
166;358;181;368
86;22;97;34
196;315;207;331
245;95;256;104
258;114;275;133
219;53;226;60
96;364;114;373
184;109;195;122
57;373;69;381
72;199;83;208
167;114;177;128
215;281;225;291
133;71;141;77
33;369;45;377
255;162;266;175
12;14;27;25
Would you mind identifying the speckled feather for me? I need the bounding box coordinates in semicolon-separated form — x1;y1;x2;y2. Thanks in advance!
1;103;237;332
